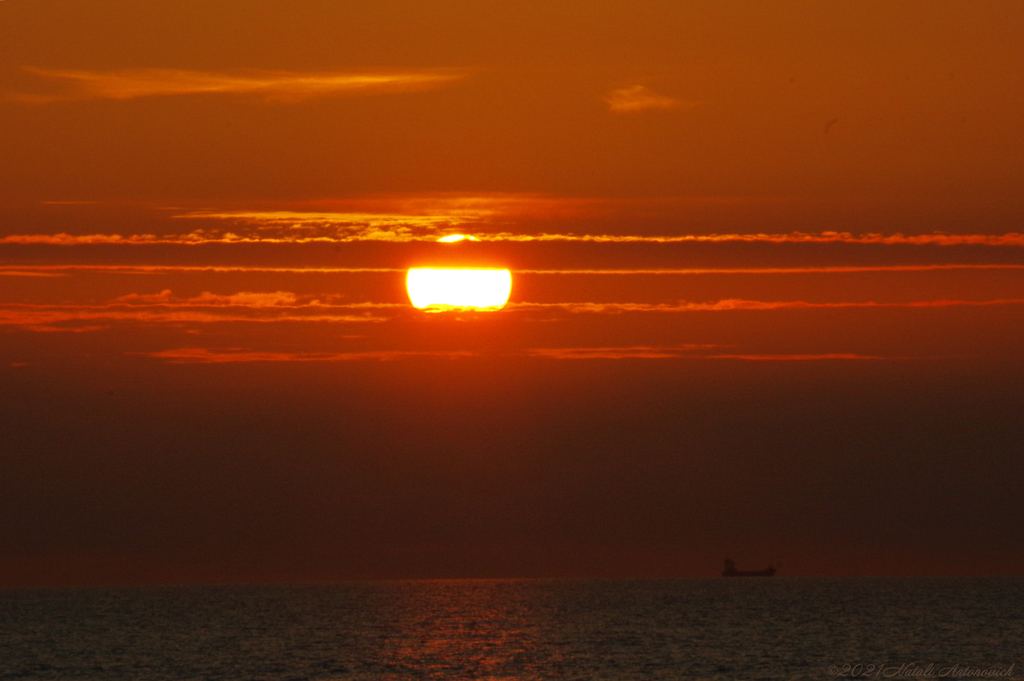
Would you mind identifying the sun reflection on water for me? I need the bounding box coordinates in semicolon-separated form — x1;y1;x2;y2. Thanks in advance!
379;581;553;680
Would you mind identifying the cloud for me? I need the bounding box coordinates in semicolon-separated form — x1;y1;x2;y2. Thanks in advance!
11;67;470;103
524;348;893;361
472;232;1024;246
113;290;303;307
8;193;1024;246
0;265;401;275
144;348;477;364
7;226;1024;247
0;295;394;330
4;297;1019;333
17;325;108;334
517;264;1024;275
174;210;480;242
0;270;66;277
139;346;899;364
3;264;1023;280
0;234;160;245
603;85;698;113
515;298;1024;314
524;345;716;360
707;354;890;361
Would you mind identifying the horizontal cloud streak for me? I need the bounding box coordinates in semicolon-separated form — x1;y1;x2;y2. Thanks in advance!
137;347;897;364
516;264;1024;275
144;348;478;363
527;348;891;361
0;270;66;277
114;290;306;307
524;345;716;359
707;354;891;361
3;264;1023;277
474;232;1024;247
0;299;393;329
176;210;480;242
3;296;1021;333
516;298;1024;314
604;85;697;113
12;68;470;103
6;226;1024;247
0;265;402;275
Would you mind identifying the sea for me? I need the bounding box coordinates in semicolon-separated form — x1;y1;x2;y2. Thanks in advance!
1;577;1021;680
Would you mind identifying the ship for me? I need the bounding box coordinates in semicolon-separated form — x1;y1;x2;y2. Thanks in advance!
722;558;776;577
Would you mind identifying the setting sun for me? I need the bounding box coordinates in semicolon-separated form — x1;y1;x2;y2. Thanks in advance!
406;268;512;310
4;0;1024;654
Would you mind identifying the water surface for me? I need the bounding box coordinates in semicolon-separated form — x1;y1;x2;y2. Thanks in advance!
2;577;1021;680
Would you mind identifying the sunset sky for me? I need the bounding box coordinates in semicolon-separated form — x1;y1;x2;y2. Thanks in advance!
2;0;1023;586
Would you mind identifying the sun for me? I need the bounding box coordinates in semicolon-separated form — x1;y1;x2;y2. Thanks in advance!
406;268;512;310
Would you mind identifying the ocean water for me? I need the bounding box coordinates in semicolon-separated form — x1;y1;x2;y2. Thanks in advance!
1;578;1021;680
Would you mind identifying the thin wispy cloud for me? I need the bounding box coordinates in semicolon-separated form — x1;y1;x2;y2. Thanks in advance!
0;270;66;278
110;289;401;311
6;226;1024;247
10;192;1024;246
0;297;393;330
524;348;892;361
176;210;481;242
139;346;899;364
603;85;698;113
145;348;479;364
11;67;471;103
113;290;303;307
516;264;1024;275
4;297;1021;334
524;345;716;360
516;299;1024;314
707;353;890;361
3;264;1023;278
0;308;387;329
472;232;1024;247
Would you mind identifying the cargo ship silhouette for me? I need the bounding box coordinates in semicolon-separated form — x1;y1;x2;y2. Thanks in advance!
722;558;776;577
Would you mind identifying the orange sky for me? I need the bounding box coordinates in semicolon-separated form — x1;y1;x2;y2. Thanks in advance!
1;0;1023;585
